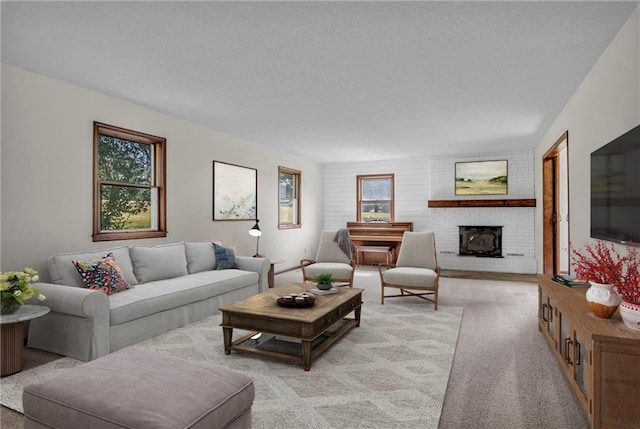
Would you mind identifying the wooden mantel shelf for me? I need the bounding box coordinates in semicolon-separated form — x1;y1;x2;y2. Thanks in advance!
428;199;536;208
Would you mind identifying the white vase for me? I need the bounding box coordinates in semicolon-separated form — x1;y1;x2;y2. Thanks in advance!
586;281;621;319
619;299;640;331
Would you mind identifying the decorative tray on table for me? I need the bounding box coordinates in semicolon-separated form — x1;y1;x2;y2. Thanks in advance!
276;293;315;308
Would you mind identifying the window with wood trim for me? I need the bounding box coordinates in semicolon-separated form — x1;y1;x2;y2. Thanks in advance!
93;122;167;241
279;166;301;229
357;174;394;222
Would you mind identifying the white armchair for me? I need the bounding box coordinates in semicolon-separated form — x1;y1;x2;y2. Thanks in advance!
378;231;440;309
300;229;355;287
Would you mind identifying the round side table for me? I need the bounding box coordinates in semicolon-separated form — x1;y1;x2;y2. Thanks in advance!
1;304;50;377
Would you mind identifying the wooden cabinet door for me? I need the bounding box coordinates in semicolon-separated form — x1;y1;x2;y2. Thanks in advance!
571;324;592;420
553;306;592;420
573;328;590;403
539;286;557;350
558;308;572;372
595;340;640;428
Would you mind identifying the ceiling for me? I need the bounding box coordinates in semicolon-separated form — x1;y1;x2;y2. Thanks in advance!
2;1;638;163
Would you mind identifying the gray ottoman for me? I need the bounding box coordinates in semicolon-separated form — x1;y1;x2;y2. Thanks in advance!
23;349;254;429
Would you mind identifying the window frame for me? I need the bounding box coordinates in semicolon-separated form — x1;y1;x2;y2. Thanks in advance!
278;166;302;229
357;173;395;223
93;121;167;242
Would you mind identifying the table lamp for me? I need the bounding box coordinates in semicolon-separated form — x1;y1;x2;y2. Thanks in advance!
249;219;263;257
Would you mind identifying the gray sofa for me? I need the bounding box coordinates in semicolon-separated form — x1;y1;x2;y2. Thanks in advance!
27;242;269;362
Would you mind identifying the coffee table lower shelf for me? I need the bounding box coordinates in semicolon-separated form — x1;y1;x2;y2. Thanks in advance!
223;317;359;371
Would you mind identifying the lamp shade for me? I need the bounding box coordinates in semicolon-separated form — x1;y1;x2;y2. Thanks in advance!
249;220;262;237
249;220;262;257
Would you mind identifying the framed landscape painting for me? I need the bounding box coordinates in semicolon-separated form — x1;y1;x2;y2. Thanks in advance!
455;160;508;195
213;161;257;220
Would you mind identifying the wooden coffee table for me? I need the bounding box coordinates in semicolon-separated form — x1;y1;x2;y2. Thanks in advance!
219;283;363;371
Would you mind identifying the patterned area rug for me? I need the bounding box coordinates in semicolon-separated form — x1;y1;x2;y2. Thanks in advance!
1;299;462;428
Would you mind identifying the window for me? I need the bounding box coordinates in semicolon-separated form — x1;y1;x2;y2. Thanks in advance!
93;122;167;241
357;174;394;222
279;166;301;228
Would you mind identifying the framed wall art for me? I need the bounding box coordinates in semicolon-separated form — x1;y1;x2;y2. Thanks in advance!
213;161;257;220
455;160;508;195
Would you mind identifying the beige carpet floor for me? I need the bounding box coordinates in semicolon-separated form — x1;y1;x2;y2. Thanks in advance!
2;266;464;428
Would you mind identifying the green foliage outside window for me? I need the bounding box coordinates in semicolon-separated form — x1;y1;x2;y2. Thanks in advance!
97;136;154;231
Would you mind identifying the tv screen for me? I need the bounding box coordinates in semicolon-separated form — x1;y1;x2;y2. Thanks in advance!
591;124;640;246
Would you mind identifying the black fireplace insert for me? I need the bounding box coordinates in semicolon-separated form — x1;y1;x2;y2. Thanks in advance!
459;226;503;257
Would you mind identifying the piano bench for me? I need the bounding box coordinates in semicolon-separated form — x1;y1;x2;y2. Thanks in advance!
355;245;394;266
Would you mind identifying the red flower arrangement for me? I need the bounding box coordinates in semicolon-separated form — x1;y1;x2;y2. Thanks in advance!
571;240;640;304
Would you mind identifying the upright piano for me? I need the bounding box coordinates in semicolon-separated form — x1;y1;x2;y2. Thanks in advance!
346;221;413;266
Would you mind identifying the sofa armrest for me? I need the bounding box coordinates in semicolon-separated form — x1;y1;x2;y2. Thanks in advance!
28;282;109;317
236;256;270;292
27;282;110;361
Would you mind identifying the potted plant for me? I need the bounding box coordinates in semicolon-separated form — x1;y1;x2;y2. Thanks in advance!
572;240;640;328
0;268;46;315
315;273;335;291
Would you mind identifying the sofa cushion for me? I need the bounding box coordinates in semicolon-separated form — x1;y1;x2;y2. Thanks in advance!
303;262;354;280
49;246;138;287
382;266;439;287
108;270;259;326
130;243;188;283
213;243;238;270
184;242;217;274
72;252;133;295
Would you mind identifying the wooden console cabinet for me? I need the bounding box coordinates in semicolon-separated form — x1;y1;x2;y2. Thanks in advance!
538;275;640;428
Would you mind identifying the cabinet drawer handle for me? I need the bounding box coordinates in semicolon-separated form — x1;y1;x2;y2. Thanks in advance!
564;338;573;365
542;303;548;322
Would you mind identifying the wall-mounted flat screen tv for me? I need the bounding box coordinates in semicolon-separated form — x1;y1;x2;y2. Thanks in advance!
591;124;640;246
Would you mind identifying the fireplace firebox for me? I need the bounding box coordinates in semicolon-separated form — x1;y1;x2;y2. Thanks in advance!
459;226;503;257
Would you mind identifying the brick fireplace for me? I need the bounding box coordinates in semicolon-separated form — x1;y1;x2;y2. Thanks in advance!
428;152;536;274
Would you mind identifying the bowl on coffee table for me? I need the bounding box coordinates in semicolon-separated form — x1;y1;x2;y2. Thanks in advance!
277;293;315;308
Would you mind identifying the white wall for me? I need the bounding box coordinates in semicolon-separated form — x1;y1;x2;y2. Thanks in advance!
534;6;640;271
324;150;537;274
1;65;324;280
324;157;431;232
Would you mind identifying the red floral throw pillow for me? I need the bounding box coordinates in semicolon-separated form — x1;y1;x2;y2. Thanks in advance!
72;252;132;295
